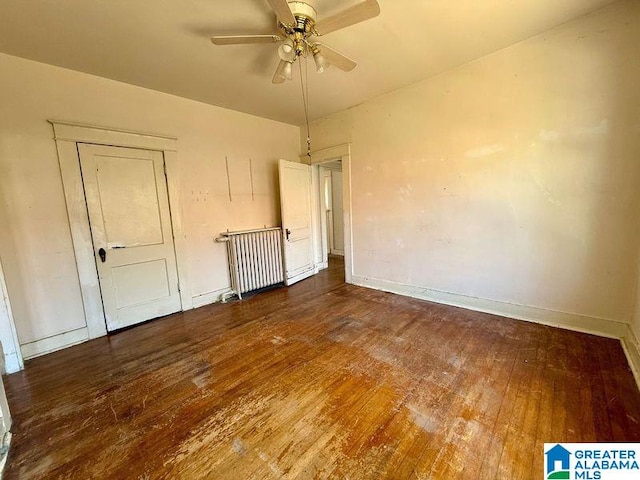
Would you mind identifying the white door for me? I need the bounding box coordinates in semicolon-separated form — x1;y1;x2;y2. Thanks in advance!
78;144;181;331
278;159;315;285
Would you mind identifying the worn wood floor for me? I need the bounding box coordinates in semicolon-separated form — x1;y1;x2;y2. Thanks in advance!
4;258;640;479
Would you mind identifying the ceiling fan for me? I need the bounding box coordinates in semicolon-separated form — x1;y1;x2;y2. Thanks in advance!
210;0;381;84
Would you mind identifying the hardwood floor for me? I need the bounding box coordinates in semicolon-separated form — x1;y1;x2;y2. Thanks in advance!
3;257;640;479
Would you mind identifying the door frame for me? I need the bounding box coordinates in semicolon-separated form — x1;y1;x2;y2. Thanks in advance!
302;143;354;283
320;164;345;257
0;257;23;373
50;120;192;340
319;166;333;260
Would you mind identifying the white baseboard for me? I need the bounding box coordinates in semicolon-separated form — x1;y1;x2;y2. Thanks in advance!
351;275;628;338
20;327;89;360
192;287;233;309
621;327;640;391
3;352;22;374
314;261;329;273
330;250;345;256
351;275;640;390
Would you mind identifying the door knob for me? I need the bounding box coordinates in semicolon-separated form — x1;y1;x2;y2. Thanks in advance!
98;248;106;263
285;228;291;241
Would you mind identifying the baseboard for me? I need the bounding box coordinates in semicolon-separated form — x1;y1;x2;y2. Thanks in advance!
350;275;629;339
621;327;640;391
192;288;233;309
20;327;89;360
314;261;329;273
3;352;22;374
330;250;345;257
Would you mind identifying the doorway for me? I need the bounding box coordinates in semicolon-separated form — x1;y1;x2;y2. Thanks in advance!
308;143;353;284
319;160;345;261
53;121;191;344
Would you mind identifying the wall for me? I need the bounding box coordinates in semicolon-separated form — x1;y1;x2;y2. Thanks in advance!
0;53;299;357
305;0;640;330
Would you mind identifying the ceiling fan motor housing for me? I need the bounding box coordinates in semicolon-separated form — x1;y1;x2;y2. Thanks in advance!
287;1;317;26
279;2;317;56
283;1;317;36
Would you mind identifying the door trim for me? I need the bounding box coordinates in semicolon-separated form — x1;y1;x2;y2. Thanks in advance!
50;120;192;340
0;258;23;373
302;143;354;284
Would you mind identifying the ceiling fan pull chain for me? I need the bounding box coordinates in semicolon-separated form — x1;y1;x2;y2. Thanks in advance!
299;57;312;159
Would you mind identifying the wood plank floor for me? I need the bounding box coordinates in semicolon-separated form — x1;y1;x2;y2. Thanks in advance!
4;258;640;479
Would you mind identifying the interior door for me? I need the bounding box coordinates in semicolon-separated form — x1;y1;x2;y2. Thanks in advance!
78;144;181;331
278;159;315;285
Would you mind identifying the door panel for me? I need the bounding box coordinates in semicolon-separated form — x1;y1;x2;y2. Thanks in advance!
96;155;164;247
278;159;315;285
78;144;181;331
112;259;171;307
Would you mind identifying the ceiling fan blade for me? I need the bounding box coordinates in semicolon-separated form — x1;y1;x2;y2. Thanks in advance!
210;35;281;45
314;0;380;35
316;44;357;72
266;0;296;25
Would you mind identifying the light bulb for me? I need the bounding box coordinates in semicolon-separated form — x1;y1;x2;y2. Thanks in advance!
282;60;293;80
278;38;296;62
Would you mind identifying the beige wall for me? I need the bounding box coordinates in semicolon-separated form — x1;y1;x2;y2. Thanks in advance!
306;0;640;325
0;53;299;350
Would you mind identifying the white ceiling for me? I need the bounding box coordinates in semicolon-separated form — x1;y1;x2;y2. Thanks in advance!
0;0;617;125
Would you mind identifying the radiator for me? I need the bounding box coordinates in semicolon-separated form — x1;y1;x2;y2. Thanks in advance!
216;227;284;299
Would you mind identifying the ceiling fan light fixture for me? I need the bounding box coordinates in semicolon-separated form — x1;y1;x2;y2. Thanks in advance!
278;38;296;61
311;45;330;73
275;59;294;81
313;50;329;73
211;0;380;84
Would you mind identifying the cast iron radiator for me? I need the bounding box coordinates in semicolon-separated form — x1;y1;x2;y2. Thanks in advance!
216;227;284;299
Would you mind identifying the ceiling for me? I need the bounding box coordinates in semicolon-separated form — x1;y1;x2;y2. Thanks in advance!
0;0;618;125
